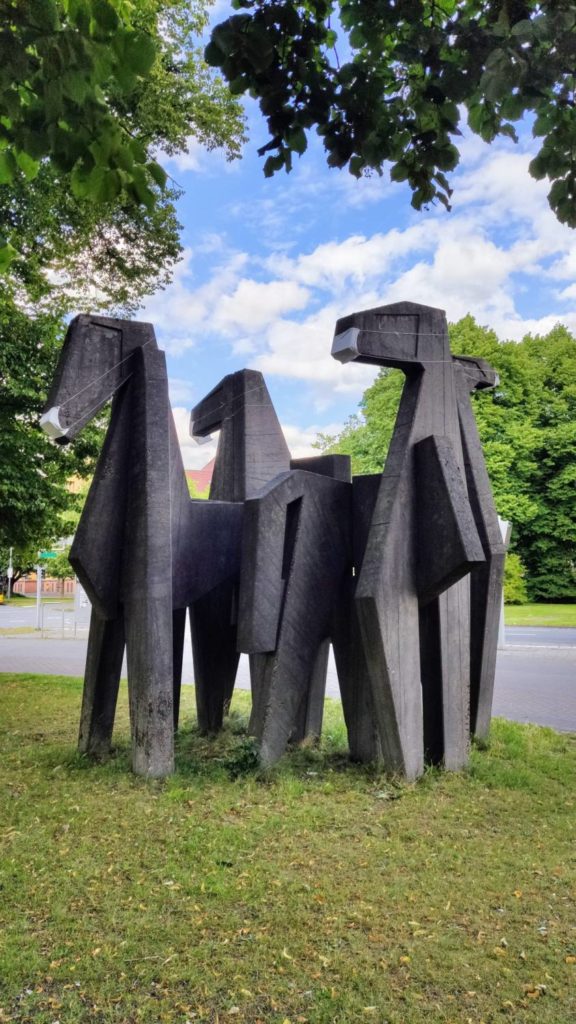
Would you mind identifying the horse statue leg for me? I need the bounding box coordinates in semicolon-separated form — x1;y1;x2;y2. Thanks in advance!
172;607;187;730
78;608;125;758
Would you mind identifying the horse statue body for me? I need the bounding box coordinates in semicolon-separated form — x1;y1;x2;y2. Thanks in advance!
41;315;242;777
189;370;291;733
332;301;486;779
238;455;353;766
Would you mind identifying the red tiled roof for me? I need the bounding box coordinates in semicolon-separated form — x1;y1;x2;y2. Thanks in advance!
186;457;215;492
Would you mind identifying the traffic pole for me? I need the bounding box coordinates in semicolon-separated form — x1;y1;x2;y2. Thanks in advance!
36;564;43;630
7;546;13;600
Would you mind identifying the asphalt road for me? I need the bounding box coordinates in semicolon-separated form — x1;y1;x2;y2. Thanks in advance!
1;616;575;733
505;626;576;647
2;602;575;647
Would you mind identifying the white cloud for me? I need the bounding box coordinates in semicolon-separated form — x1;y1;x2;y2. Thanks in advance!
142;245;249;353
281;421;345;459
255;301;378;395
267;225;435;291
172;406;219;470
213;279;311;334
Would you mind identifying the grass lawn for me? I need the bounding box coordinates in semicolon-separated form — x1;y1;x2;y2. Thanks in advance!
0;675;575;1024
0;626;36;637
2;596;73;606
504;605;576;628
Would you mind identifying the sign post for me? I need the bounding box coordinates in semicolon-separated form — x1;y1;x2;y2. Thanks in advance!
36;563;43;630
7;546;13;600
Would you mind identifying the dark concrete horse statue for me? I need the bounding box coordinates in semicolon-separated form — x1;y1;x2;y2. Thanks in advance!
190;373;347;759
189;370;291;734
41;315;242;777
332;301;487;779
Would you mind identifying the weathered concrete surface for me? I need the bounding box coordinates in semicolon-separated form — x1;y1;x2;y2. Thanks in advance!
238;466;352;767
43;317;242;777
189;370;291;733
454;356;507;739
332;473;383;763
332;301;485;777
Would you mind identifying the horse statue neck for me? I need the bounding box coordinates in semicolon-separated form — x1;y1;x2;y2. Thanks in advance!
71;345;188;617
210;370;291;501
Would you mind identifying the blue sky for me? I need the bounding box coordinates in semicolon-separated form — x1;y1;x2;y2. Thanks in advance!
141;26;576;469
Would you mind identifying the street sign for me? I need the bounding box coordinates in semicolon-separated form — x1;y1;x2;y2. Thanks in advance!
6;567;13;578
39;551;57;559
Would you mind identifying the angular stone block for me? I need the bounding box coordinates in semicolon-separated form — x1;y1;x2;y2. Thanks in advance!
238;468;352;767
454;356;507;739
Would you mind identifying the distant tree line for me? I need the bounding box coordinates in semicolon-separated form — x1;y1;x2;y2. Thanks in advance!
318;317;576;601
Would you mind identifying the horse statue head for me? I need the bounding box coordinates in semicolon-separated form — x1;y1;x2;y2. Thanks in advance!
40;314;157;442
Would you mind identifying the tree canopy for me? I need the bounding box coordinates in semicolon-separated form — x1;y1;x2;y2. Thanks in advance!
0;0;245;283
0;1;246;563
319;316;576;601
0;295;101;557
207;0;576;225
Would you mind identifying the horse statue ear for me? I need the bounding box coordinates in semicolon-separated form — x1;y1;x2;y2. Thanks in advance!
40;405;67;440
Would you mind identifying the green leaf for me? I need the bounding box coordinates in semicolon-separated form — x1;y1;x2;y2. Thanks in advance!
62;71;90;105
286;127;307;155
349;154;364;177
0;149;16;185
128;138;147;164
390;161;409;183
128;167;155;208
91;0;119;33
204;40;224;67
85;165;122;203
15;150;39;180
70;161;91;198
146;161;167;189
511;19;534;41
263;153;284;177
528;153;548;181
0;240;18;272
123;33;157;76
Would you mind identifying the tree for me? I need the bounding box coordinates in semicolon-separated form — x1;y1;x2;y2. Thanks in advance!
0;0;245;281
0;294;101;559
319;316;576;600
0;3;245;557
207;0;576;225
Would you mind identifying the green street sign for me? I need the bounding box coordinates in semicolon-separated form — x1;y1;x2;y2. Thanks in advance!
39;551;58;559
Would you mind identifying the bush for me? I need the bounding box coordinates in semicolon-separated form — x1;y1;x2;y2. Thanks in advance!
504;551;528;605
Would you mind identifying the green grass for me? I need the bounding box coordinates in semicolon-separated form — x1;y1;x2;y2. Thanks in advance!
1;675;575;1024
505;604;576;627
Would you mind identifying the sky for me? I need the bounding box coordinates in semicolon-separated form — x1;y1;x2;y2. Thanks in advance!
141;21;576;470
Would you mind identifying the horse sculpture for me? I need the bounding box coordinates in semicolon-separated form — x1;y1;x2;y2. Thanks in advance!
40;315;243;777
332;300;487;779
189;370;291;734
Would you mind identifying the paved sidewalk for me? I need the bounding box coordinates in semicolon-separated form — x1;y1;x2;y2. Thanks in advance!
1;634;575;733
